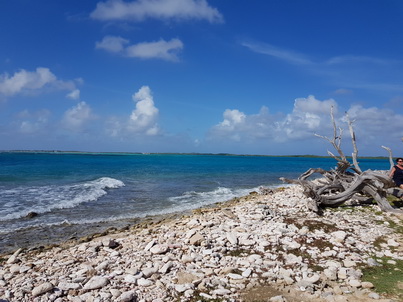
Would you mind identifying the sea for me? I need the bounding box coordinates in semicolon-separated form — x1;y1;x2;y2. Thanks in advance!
0;152;391;254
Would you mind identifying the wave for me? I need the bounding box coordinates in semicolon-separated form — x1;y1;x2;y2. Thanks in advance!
0;177;125;221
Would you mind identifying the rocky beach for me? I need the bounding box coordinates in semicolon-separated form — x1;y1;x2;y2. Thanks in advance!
1;185;402;302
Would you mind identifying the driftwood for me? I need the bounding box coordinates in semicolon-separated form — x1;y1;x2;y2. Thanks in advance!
281;107;403;214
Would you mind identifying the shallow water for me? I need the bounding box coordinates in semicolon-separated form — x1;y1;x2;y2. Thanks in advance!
0;152;390;254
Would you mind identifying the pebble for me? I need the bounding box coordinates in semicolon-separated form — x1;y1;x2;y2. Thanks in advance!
1;185;401;302
32;282;53;297
83;276;109;290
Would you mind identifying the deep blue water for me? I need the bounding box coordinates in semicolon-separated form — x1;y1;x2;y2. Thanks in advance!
0;152;390;253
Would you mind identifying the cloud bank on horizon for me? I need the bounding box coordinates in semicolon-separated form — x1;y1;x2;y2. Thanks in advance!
0;0;402;156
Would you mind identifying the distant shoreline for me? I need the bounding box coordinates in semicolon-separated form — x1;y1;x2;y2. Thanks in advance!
0;149;390;159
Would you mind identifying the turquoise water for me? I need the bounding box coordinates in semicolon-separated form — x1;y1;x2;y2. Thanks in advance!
0;152;390;253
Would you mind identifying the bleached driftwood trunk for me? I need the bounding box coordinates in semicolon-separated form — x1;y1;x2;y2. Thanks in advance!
281;108;403;214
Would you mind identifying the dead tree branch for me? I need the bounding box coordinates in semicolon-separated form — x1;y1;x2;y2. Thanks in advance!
282;109;402;214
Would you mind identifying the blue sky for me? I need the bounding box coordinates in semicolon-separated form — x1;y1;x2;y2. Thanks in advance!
1;0;403;156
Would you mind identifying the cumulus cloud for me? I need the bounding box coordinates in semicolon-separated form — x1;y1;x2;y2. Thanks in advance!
346;105;403;140
0;68;56;96
128;86;160;135
209;106;281;142
62;101;95;131
0;67;77;100
90;0;223;23
210;96;338;143
280;96;337;139
104;86;161;138
96;36;183;61
208;95;403;154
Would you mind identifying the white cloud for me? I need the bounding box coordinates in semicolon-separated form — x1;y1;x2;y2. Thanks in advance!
209;106;280;142
346;105;403;137
96;36;183;61
210;96;338;143
15;109;51;134
0;68;56;96
280;96;337;139
91;0;223;23
104;86;161;138
128;86;160;135
126;38;183;61
95;35;129;53
0;67;77;99
292;95;337;115
218;109;245;129
62;101;95;131
208;95;403;154
66;89;80;100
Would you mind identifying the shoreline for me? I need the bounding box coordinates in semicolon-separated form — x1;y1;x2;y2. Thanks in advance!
1;185;402;301
0;191;251;256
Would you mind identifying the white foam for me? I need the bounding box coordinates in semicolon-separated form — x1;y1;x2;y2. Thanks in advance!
0;177;125;221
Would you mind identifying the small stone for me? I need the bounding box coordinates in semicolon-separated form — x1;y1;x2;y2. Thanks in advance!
338;268;348;279
110;289;122;298
142;267;158;278
228;273;243;280
176;271;199;284
9;264;21;274
32;282;53;297
368;292;380;299
226;232;238;245
124;274;139;284
6;248;23;264
331;231;347;243
181;255;194;263
189;233;204;245
159;261;173;274
303;273;320;284
120;291;136;302
137;278;153;287
343;260;356;267
102;238;119;248
242;269;252;278
239;239;255;246
361;281;374;289
387;238;399;247
323;268;338;281
150;244;168;254
144;240;156;251
349;279;361;287
175;284;192;293
184;289;194;298
212;288;232;296
58;282;81;290
83;276;109;290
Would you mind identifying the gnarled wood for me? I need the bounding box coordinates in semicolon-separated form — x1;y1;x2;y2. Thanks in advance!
281;108;402;214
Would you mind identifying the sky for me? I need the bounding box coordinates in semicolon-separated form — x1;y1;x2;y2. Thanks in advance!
0;0;403;156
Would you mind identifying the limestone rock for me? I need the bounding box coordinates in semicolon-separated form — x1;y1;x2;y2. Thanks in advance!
83;276;109;290
189;232;204;245
32;282;53;297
